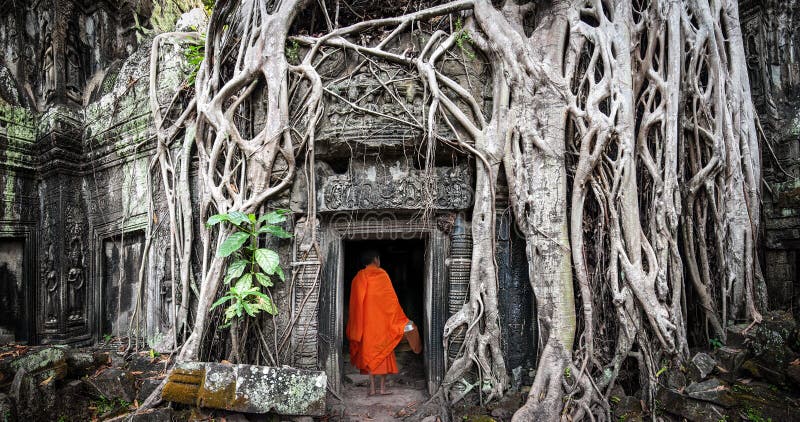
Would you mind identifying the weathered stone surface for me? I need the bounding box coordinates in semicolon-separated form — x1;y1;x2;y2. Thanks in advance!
689;352;716;380
0;392;15;422
137;378;163;404
9;368;57;420
3;346;68;385
684;378;736;407
163;362;326;416
87;368;137;402
656;388;726;422
612;396;644;422
741;359;787;385
713;346;748;373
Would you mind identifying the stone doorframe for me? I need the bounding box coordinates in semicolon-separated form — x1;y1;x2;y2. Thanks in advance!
0;224;36;344
91;219;147;343
316;215;448;395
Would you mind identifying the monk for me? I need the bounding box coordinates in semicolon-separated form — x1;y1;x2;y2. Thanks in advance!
346;250;412;396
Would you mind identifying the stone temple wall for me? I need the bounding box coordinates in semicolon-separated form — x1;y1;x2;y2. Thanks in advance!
1;0;795;392
0;0;197;348
740;0;800;316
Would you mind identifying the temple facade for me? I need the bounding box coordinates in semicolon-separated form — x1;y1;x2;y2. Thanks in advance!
0;0;797;396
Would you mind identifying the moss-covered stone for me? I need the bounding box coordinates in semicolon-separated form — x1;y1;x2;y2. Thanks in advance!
162;362;326;416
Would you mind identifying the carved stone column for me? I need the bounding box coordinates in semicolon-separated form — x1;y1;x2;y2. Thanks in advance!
36;105;90;344
446;213;471;362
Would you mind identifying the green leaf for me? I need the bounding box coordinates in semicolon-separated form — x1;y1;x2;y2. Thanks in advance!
225;259;248;283
235;273;253;291
258;211;287;225
217;232;250;257
228;211;249;226
224;305;238;320
275;266;285;282
242;302;256;317
254;248;280;275
255;273;273;287
255;296;277;315
211;295;232;310
206;214;230;226
248;213;257;224
258;225;293;238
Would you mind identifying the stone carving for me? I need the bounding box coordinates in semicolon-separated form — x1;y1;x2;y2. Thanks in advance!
66;237;85;324
42;31;56;101
291;220;320;369
447;214;471;361
65;31;83;103
320;165;472;211
318;68;424;146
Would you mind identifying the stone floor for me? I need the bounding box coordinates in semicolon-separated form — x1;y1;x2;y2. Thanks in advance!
329;343;432;421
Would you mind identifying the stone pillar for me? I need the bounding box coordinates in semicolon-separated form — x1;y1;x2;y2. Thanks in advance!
36;105;91;344
446;213;471;362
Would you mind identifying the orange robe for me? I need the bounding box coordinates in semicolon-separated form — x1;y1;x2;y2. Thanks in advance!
346;265;409;375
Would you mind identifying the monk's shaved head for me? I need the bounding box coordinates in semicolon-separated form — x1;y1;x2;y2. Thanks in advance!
360;249;380;267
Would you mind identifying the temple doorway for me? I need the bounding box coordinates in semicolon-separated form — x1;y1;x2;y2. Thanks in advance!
341;239;427;392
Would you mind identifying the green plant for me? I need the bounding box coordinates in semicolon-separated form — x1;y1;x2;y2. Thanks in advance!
745;406;771;422
183;38;206;86
454;18;476;60
103;333;112;342
285;40;300;63
709;337;723;349
208;209;292;325
655;366;667;377
93;396;130;415
148;348;160;359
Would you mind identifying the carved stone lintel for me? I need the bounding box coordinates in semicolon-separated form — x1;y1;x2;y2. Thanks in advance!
319;163;472;211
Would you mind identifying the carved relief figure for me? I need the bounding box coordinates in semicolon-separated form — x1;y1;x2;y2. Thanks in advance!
43;243;59;325
42;30;55;101
65;30;82;103
66;237;85;322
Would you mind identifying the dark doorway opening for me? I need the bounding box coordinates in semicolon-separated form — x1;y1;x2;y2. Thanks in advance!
342;239;427;389
0;238;28;343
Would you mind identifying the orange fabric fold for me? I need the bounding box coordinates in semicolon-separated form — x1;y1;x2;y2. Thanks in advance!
346;265;408;375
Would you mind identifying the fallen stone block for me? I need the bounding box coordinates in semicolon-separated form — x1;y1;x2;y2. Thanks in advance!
87;368;137;402
162;362;326;416
684;378;736;407
689;352;716;380
657;388;726;422
1;346;68;386
713;346;747;373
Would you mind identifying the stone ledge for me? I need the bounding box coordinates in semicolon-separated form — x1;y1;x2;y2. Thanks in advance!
162;362;326;416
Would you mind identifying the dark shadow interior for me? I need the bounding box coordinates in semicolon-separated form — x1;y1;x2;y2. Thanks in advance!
342;239;427;388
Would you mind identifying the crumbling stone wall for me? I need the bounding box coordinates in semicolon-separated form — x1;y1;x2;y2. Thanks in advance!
740;0;800;316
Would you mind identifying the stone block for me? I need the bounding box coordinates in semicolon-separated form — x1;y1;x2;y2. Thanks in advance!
689;352;716;380
656;388;726;422
162;362;326;416
87;368;137;402
137;378;163;404
713;346;748;373
684;378;736;407
1;346;68;385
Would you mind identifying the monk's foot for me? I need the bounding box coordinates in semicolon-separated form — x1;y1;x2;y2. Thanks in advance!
378;390;393;395
368;390;376;397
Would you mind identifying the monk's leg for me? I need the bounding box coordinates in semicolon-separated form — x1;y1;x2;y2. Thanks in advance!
379;375;387;394
369;374;376;396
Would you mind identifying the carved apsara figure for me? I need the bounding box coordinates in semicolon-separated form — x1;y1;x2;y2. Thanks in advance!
66;237;85;322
